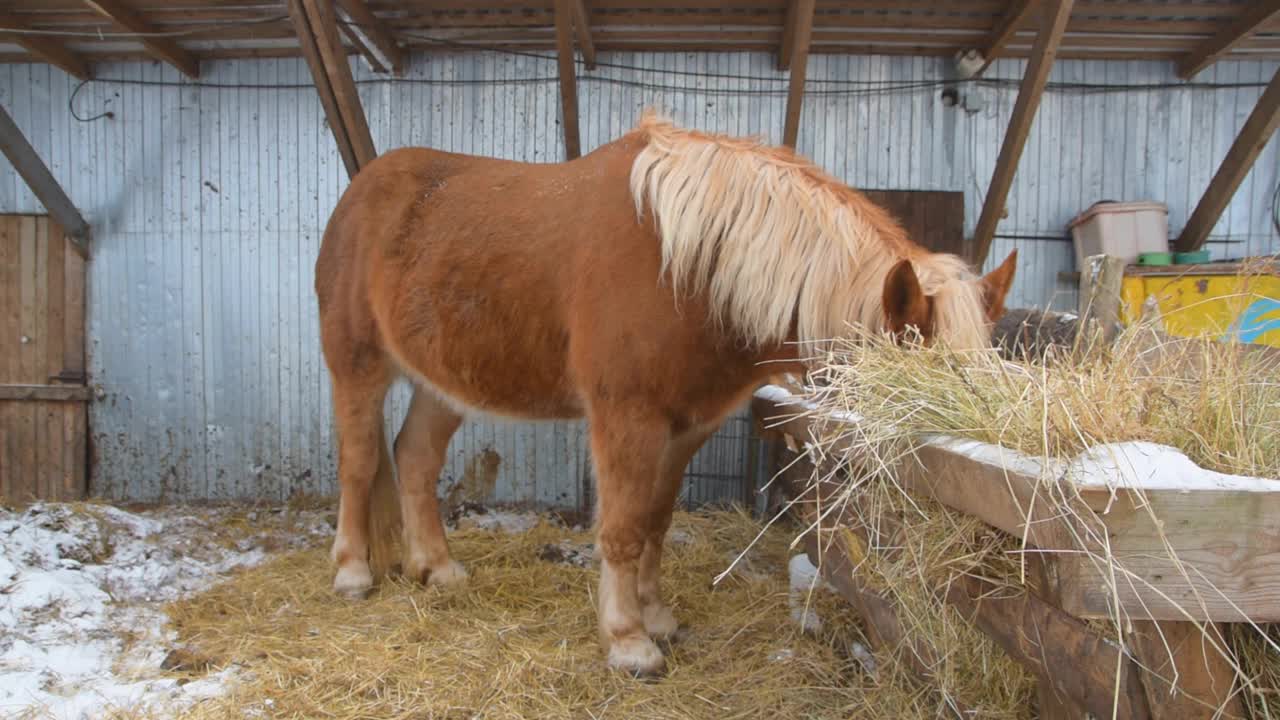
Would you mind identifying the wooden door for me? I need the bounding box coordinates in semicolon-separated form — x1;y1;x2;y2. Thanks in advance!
861;190;971;262
0;215;88;501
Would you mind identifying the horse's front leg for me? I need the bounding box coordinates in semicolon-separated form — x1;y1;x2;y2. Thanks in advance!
637;425;715;641
590;408;670;677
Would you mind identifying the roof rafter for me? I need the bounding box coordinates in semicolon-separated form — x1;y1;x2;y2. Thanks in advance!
974;0;1038;76
0;13;92;81
81;0;200;78
1177;0;1280;80
335;0;404;74
570;0;596;70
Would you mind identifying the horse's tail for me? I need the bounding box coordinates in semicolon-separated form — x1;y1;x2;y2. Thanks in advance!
366;422;402;580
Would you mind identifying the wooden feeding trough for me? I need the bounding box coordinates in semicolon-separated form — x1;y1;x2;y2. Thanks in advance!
750;380;1279;720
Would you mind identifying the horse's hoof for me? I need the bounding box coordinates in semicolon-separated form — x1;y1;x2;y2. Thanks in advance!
333;565;373;599
608;636;666;678
642;604;679;640
428;560;468;587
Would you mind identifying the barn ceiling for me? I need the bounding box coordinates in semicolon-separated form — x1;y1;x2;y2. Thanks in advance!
0;1;1278;80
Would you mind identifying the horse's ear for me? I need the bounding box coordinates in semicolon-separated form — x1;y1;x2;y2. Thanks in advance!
979;249;1018;321
882;259;930;335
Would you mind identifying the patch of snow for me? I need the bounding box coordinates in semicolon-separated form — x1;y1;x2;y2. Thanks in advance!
848;641;877;676
453;509;542;534
760;380;1279;492
0;503;330;720
1065;442;1278;492
787;554;833;633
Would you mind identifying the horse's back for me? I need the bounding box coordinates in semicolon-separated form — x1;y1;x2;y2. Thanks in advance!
315;138;656;418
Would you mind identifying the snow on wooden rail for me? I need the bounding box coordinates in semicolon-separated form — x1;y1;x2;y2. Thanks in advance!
751;384;1280;623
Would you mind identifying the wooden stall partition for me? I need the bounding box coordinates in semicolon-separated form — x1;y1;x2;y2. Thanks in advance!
0;214;88;501
862;189;971;262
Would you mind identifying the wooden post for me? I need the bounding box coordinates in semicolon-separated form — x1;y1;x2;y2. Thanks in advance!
1077;254;1124;343
782;0;814;148
971;0;1073;266
0;104;89;257
570;0;596;71
553;0;581;160
289;0;375;179
302;0;376;169
82;0;200;78
1127;621;1244;720
1175;67;1280;252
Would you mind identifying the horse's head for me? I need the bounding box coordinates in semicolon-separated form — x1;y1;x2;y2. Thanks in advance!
881;249;1018;347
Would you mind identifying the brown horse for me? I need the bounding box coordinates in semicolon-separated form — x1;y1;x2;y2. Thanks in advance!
314;111;1017;676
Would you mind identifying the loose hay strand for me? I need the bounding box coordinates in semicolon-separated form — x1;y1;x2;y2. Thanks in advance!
160;510;956;720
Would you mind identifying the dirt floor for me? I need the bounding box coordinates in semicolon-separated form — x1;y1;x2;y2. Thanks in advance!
1;500;918;720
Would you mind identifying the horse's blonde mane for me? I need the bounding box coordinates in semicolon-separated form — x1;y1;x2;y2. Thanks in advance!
629;111;990;350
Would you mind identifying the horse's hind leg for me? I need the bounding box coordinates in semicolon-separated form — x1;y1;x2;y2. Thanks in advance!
394;387;466;586
329;366;393;598
590;408;670;677
637;425;714;640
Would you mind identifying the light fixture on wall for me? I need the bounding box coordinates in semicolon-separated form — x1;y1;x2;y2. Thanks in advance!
953;48;986;80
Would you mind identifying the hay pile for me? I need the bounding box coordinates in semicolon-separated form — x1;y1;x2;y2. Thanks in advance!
154;508;978;720
788;313;1280;718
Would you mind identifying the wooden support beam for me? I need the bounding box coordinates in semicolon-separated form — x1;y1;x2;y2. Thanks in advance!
553;0;581;160
1175;67;1280;252
0;103;89;258
974;0;1038;77
81;0;199;78
570;0;596;70
288;0;358;178
782;0;814;148
777;0;800;71
971;0;1073;266
290;0;376;178
335;0;403;74
0;14;92;81
1177;1;1280;80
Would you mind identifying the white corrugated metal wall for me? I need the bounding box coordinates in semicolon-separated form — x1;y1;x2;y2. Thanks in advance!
1;51;1277;502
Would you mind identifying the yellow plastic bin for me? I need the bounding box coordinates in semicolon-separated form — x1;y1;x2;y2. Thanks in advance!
1119;261;1280;347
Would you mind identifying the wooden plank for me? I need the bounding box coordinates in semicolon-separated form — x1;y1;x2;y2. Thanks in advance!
553;0;581;159
1127;621;1244;720
335;0;404;74
752;391;1280;622
287;0;359;178
16;218;37;500
1051;483;1280;623
62;235;85;377
81;0;200;78
301;0;376;170
45;219;65;387
782;0;814;148
971;0;1073;266
0;105;90;256
784;459;1151;720
0;384;92;402
1177;1;1280;80
0;218;13;501
570;0;596;69
975;0;1038;76
0;13;92;81
1038;684;1090;720
1175;67;1280;252
31;217;48;499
